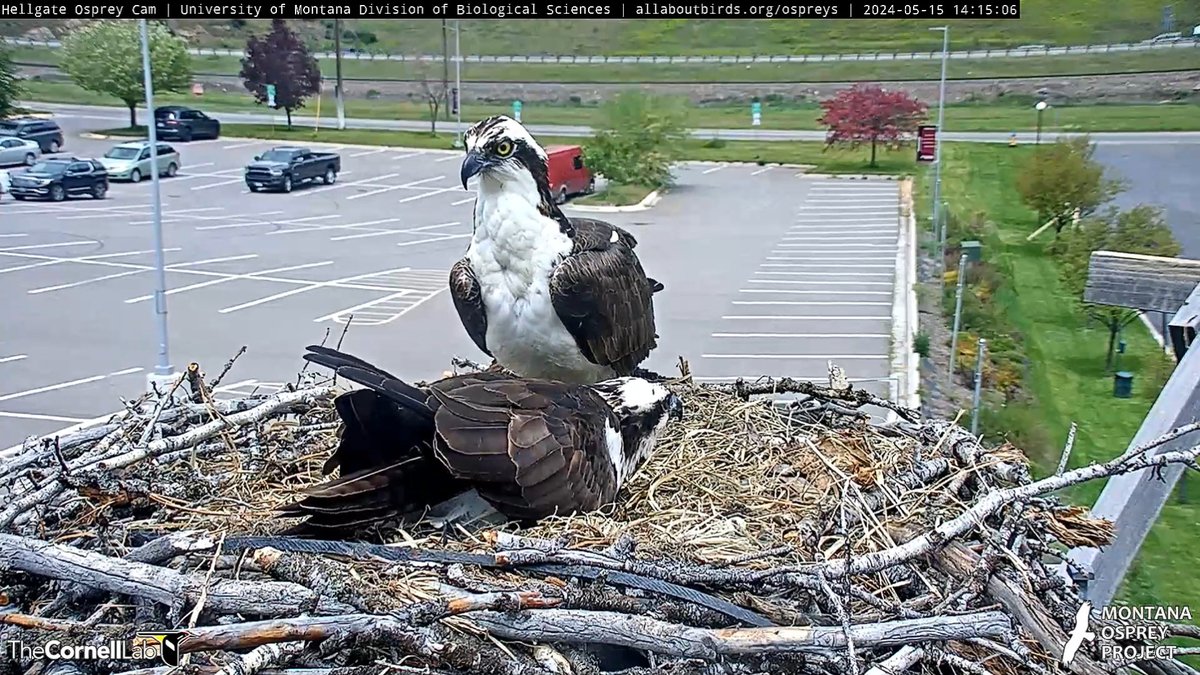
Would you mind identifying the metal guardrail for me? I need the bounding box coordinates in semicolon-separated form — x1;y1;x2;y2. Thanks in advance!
4;36;1200;65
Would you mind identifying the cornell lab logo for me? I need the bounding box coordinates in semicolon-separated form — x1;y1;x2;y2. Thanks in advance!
132;632;183;666
1062;602;1189;665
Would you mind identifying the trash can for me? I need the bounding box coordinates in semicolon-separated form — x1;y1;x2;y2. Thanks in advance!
1113;371;1134;398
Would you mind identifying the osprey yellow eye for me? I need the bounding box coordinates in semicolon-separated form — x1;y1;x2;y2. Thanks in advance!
495;141;513;157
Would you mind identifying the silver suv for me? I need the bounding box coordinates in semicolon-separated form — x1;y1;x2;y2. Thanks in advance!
97;140;181;182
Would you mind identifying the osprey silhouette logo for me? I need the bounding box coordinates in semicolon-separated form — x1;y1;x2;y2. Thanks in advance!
132;631;183;666
1062;601;1096;666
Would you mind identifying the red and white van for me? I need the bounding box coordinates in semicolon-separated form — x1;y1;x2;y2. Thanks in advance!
545;145;595;204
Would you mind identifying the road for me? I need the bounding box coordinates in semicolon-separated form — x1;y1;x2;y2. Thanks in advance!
0;114;913;448
26;102;1200;146
1095;142;1200;258
5;35;1198;64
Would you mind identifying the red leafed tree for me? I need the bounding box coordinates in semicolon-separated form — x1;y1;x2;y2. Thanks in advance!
239;19;322;129
817;84;928;167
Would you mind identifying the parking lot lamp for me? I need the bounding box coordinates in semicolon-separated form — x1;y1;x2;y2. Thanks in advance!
141;19;171;378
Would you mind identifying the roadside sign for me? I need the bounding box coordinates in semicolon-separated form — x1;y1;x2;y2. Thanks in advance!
266;84;276;108
191;83;203;96
513;100;522;122
451;88;460;115
917;125;937;162
751;100;762;126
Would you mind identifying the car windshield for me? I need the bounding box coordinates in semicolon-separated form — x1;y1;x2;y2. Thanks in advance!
259;150;297;162
28;161;68;173
104;147;141;160
0;123;17;135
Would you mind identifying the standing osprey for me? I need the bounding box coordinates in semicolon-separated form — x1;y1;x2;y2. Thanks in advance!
451;115;663;384
276;346;683;534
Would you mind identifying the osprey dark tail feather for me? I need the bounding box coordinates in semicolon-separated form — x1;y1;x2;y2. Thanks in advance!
276;346;684;536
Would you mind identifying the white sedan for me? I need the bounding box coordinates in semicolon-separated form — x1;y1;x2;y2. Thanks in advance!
0;136;41;167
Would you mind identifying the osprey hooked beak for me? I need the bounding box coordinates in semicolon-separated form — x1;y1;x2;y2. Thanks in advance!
460;150;490;190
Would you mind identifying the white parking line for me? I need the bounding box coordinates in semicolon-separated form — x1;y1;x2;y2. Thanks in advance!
124;260;335;304
701;354;887;359
739;289;891;296
345;176;445;201
196;214;340;232
2;203;153;216
761;263;895;269
218;268;401;314
58;206;227;221
222;141;260;149
748;279;892;285
0;410;88;423
0;247;178;276
0;241;97;253
27;254;259;295
0;367;143;402
702;165;727;175
776;245;894;251
312;290;411;322
396;233;470;247
723;315;891;320
782;236;896;242
268;216;405;236
732;300;892;306
392;152;424;160
350;148;387;157
330;221;461;242
294;172;400;198
435;154;462;163
712;333;890;338
192;177;246;191
0;234;28;238
451;196;475;206
396;186;461;204
0;355;27;364
767;256;894;262
755;271;892;277
750;167;772;176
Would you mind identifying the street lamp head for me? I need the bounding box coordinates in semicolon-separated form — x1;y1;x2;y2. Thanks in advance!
1035;101;1048;110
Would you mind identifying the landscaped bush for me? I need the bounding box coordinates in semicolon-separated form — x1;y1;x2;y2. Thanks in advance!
582;91;689;189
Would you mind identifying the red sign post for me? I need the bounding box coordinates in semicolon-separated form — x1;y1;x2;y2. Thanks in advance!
917;125;937;162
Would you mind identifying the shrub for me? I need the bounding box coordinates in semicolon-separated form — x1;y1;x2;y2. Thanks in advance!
582;91;690;189
913;332;931;358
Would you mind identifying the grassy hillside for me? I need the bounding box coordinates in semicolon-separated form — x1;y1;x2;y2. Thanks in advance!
5;11;1200;56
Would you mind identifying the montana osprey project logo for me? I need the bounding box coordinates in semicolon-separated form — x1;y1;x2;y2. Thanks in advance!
1062;601;1096;666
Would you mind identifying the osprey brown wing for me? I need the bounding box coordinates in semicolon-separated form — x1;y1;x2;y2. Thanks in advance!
449;256;491;358
427;379;620;520
549;219;658;375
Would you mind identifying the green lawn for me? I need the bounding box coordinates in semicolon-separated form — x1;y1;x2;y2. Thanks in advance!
914;143;1195;613
11;44;1200;84
4;13;1193;55
24;79;1200;134
92;123;913;175
575;183;656;207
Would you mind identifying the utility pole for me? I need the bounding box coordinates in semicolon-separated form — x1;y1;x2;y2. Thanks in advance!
930;26;948;247
454;20;462;145
333;19;345;130
140;19;170;380
948;252;969;386
442;19;451;120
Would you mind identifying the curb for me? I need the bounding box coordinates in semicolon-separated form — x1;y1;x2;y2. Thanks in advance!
566;188;662;213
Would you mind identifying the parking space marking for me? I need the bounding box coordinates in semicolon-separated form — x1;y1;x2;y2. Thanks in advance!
350;148;387;158
222;141;260;149
713;333;889;338
0;410;88;423
775;244;894;250
392;152;424;161
0;241;98;253
732;300;892;306
740;289;891;296
749;279;891;286
701;354;887;360
767;255;894;261
192;176;249;191
702;165;727;175
218;268;414;314
0;247;175;276
57;206;226;221
762;263;896;269
314;269;450;325
0;355;27;364
396;232;469;247
451;196;475;206
27;254;259;295
722;314;892;320
2;202;153;216
0;234;28;239
755;271;892;277
196;214;340;232
396;186;461;204
751;167;772;176
435;154;461;163
267;216;405;236
782;236;896;242
330;221;460;242
133;210;287;226
293;172;399;198
124;260;335;304
345;176;445;201
0;366;143;403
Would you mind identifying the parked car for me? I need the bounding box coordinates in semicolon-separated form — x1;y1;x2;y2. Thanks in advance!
98;140;181;182
0;118;64;154
545;145;595;204
244;146;341;193
7;157;108;201
154;106;221;141
0;136;41;167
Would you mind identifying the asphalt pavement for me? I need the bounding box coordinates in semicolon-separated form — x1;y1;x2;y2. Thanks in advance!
25;102;1200;146
1094;143;1200;259
0;114;912;448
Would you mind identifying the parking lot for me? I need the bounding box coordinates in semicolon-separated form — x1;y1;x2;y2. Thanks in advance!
0;118;910;448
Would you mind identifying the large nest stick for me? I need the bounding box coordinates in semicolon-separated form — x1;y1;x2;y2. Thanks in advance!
0;349;1197;675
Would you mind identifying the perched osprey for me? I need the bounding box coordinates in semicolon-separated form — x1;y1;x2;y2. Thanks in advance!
451;115;663;384
276;345;684;534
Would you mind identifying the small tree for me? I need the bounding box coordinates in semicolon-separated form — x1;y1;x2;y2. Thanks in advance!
1015;136;1125;234
413;62;445;134
239;19;322;130
583;91;689;188
1059;205;1182;369
61;21;192;128
0;48;22;119
817;83;927;168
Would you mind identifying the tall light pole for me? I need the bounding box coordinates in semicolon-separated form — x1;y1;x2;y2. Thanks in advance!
1035;100;1047;144
449;21;463;147
140;19;170;378
930;26;948;250
334;19;345;130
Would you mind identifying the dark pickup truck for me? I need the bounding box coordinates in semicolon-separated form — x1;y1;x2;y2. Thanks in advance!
244;146;341;193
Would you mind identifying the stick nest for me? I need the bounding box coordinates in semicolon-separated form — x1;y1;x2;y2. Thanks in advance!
0;354;1194;675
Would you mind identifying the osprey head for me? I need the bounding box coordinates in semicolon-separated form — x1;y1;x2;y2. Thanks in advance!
460;115;548;190
590;377;683;483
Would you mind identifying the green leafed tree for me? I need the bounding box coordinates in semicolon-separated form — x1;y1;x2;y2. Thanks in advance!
240;19;322;130
0;47;23;119
60;21;192;128
583;91;690;189
1059;205;1183;369
1015;135;1125;234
